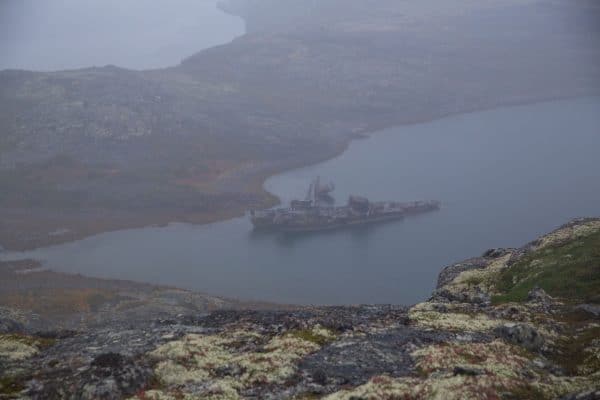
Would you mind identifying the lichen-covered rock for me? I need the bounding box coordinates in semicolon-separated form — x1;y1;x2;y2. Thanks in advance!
527;286;553;305
533;219;600;251
324;341;535;400
0;334;53;362
431;254;512;304
0;318;23;335
143;325;327;399
325;339;600;400
0;335;39;361
435;257;490;290
409;302;504;333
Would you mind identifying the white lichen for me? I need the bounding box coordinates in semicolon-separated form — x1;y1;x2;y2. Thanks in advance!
451;254;512;293
534;220;600;250
408;307;504;332
0;334;39;361
145;327;322;398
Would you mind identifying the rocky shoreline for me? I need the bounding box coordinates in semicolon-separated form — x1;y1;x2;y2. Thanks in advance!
1;218;599;399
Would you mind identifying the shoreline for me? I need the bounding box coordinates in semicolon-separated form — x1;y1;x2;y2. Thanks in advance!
1;93;596;254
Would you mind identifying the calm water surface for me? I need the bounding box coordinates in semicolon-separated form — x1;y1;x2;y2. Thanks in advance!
3;97;600;305
0;0;244;71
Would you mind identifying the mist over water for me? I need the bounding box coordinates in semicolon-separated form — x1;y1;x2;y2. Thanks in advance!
4;97;600;305
0;0;245;71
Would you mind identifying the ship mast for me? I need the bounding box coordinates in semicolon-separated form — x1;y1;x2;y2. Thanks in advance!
305;181;314;203
314;176;320;207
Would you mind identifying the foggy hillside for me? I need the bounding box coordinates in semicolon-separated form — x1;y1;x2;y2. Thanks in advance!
1;0;599;250
0;0;244;71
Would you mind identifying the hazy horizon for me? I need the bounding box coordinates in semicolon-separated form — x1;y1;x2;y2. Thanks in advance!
0;0;245;71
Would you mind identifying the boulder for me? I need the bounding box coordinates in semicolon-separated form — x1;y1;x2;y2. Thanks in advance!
435;258;489;289
527;286;553;304
494;323;544;351
482;248;511;259
30;352;152;400
574;304;600;317
0;318;24;334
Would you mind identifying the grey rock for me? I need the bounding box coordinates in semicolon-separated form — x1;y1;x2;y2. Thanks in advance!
29;352;152;400
482;248;511;259
312;369;328;385
0;317;24;334
494;323;544;351
299;326;452;387
574;304;600;317
431;286;491;305
560;390;600;400
527;286;553;304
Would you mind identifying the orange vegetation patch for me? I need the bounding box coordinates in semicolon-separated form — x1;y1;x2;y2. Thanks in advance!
0;288;118;315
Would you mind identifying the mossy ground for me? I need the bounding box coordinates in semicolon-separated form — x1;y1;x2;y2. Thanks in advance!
493;229;600;304
0;334;55;350
287;326;336;346
551;326;600;376
0;375;26;397
0;333;56;398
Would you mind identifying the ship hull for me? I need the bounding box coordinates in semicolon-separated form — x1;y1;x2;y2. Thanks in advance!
277;212;405;233
250;201;440;233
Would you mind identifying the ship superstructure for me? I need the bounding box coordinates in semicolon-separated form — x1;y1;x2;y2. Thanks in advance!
250;178;440;232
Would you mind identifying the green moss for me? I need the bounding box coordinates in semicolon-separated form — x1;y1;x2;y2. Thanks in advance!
551;326;600;375
408;308;505;332
0;375;26;396
492;230;600;304
0;334;56;362
287;327;335;346
1;334;56;350
462;274;485;286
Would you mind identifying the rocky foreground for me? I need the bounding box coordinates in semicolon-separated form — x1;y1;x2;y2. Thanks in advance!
1;218;600;399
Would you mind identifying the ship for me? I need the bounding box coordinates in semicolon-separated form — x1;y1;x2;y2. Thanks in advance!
249;177;440;232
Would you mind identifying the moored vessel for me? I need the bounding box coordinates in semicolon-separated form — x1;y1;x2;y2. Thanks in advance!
249;178;440;232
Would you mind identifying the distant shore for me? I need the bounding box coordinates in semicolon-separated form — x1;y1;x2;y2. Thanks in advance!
0;92;595;254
